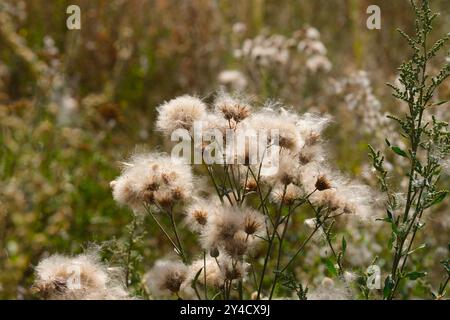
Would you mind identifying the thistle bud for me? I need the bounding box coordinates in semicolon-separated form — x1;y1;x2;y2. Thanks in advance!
209;247;220;258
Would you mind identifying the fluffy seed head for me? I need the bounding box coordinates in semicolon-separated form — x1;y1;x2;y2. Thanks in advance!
223;230;249;257
217;70;248;91
184;199;218;232
33;253;130;300
144;260;188;298
200;205;264;256
243;209;265;235
315;175;332;191
243;176;258;192
271;183;303;206
249;106;300;151
214;93;252;123
156;95;207;134
180;257;224;298
111;153;194;211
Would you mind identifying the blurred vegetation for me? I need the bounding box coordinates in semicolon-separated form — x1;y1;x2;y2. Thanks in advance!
0;0;448;299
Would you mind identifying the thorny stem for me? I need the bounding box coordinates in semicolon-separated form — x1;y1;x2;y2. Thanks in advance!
125;215;138;287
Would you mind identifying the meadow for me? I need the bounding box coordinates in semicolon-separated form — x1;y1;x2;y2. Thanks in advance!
0;0;449;300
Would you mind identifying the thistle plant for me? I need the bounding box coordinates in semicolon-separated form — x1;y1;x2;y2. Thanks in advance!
102;92;375;300
220;26;331;101
23;0;449;301
369;0;449;300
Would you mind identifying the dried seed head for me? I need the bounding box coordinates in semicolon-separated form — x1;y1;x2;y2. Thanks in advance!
200;206;242;250
171;186;184;201
156;95;207;134
111;153;193;212
223;231;249;257
154;190;174;208
313;190;345;213
243;210;264;235
180;257;224;297
271;183;302;206
278;136;295;150
217;70;248;91
184;199;219;233
280;172;294;185
193;209;208;226
315;175;332;191
33;253;131;300
299;149;314;165
220;257;245;281
209;247;220;258
243;177;257;192
304;132;321;146
215;93;252;123
144;260;188;298
343;203;356;214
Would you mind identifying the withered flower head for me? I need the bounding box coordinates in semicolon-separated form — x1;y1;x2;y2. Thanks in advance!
315;175;332;191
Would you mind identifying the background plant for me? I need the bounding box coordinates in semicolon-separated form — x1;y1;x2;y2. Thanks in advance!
369;0;449;300
0;0;448;299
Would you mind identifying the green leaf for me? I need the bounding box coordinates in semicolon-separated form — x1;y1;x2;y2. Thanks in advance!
376;217;391;223
341;236;347;255
324;258;338;277
391;146;408;158
429;191;448;207
192;267;203;289
388;232;396;250
440;258;450;273
405;271;427;280
430;99;449;107
383;275;395;299
407;244;426;255
386;209;393;220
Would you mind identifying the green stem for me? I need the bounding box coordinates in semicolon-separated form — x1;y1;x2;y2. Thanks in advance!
269;205;292;299
256;184;287;299
203;251;208;300
125;215;138;287
145;205;180;255
168;208;187;263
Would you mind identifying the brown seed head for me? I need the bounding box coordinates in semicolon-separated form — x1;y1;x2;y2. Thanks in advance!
193;209;208;226
315;175;332;191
